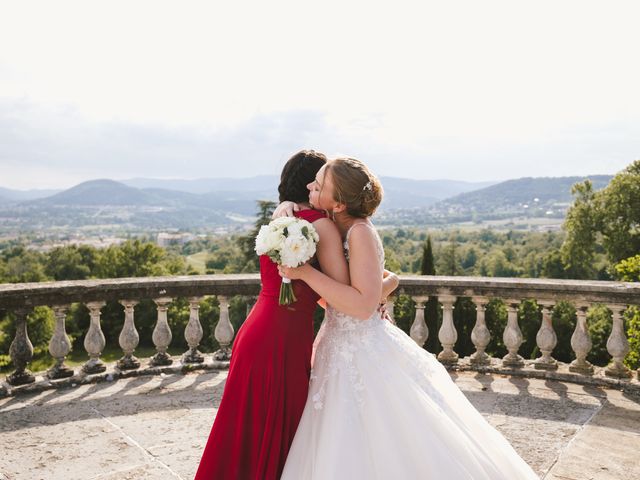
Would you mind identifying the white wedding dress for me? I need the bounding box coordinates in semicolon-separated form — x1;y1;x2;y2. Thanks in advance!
282;223;539;480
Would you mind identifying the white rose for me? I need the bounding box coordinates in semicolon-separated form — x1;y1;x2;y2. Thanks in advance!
255;225;285;255
271;216;297;229
255;225;271;255
285;221;303;238
280;234;309;267
304;239;317;259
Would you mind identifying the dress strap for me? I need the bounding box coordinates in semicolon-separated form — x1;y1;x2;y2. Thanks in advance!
344;221;375;244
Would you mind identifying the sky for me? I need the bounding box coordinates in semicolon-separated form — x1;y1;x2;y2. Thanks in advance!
1;0;639;189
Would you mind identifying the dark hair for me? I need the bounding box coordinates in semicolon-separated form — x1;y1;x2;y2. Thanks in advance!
278;150;327;203
326;157;383;218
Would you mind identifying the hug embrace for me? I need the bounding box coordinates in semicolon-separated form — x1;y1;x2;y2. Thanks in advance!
195;150;539;480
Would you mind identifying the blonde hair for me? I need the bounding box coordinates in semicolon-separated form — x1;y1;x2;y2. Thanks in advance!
325;157;383;218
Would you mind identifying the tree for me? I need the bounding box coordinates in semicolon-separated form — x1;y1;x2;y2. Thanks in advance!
615;255;640;282
477;250;520;277
614;255;640;370
45;246;94;280
461;247;477;271
561;180;598;279
598;161;640;263
0;246;47;283
420;236;436;275
439;237;462;276
541;251;567;279
95;239;185;278
237;200;276;272
562;160;640;278
420;235;440;352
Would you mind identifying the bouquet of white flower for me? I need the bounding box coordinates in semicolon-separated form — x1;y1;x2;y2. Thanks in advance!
255;216;320;305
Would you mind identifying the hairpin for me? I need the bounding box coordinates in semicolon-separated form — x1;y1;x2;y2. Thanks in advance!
363;181;372;191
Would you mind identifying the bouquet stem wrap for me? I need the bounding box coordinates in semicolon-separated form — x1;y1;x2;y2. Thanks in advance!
279;277;296;305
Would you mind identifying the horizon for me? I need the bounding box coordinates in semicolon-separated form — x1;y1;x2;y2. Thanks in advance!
0;170;619;193
1;1;639;189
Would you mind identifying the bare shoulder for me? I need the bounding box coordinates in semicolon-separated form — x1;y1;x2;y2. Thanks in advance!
312;217;341;239
347;222;379;251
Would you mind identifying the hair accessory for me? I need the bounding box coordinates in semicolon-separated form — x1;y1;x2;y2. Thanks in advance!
363;181;372;191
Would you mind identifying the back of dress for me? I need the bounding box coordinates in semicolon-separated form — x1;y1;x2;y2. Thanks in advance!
258;208;326;310
195;207;330;480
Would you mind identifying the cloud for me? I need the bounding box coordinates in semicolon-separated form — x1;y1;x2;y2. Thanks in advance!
0;99;638;190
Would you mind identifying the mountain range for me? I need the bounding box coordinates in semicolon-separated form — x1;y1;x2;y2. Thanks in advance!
0;174;613;231
0;176;497;211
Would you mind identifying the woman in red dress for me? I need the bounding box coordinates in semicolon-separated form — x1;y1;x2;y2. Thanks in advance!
194;150;350;480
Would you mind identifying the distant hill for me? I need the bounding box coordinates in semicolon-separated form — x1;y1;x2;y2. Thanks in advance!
32;179;163;206
380;177;497;208
440;175;613;212
122;176;279;194
373;175;614;226
0;186;61;202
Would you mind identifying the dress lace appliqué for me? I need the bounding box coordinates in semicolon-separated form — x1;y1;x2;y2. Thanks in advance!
310;222;385;410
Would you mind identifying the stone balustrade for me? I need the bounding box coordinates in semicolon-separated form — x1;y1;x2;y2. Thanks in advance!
398;275;639;387
1;274;639;397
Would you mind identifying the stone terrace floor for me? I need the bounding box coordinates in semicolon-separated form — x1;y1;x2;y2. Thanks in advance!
1;370;639;480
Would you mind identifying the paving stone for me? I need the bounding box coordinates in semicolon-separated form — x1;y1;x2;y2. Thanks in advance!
1;370;638;480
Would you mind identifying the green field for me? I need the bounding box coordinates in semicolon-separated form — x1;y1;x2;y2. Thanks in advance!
186;251;209;274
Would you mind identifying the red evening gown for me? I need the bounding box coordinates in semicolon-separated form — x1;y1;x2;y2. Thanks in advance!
195;209;325;480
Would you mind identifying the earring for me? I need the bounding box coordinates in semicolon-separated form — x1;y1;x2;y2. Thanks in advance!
330;210;336;221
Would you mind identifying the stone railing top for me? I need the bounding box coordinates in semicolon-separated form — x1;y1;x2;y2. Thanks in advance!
0;274;637;310
0;274;262;309
398;275;639;304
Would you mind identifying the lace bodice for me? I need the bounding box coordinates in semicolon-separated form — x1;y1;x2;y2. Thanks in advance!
311;221;387;409
325;221;386;329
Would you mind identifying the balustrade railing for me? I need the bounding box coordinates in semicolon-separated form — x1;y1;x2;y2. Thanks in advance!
398;276;639;382
1;274;639;396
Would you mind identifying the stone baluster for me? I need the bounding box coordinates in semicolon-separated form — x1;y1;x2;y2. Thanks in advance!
605;304;631;378
437;294;459;364
83;301;107;373
7;308;35;386
470;297;491;366
150;297;173;367
183;297;204;364
409;295;429;347
46;305;74;379
534;301;558;370
569;304;594;375
213;296;234;361
502;300;524;368
117;300;140;370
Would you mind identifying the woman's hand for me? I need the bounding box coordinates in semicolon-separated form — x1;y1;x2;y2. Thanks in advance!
277;263;313;280
272;201;300;219
378;301;396;324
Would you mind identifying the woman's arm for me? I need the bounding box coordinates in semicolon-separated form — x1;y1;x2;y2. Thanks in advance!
381;269;399;301
272;201;300;219
312;218;350;285
280;224;383;320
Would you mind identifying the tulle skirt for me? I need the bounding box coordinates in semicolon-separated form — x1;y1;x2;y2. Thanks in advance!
282;311;539;480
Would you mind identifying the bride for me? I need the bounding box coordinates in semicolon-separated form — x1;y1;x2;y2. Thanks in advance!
277;157;539;479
